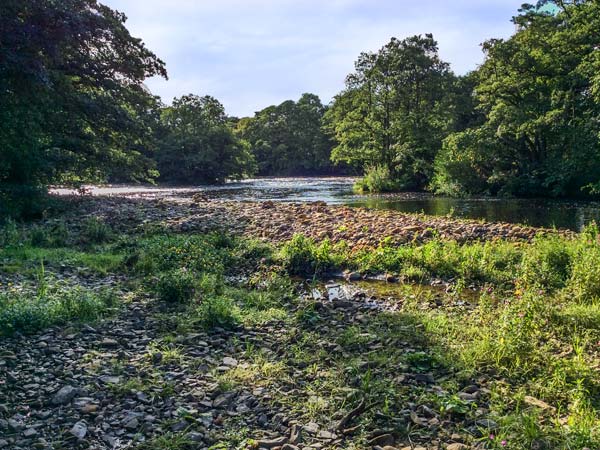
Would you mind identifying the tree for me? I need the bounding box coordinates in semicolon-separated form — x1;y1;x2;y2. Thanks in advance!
157;95;255;184
0;0;166;217
433;0;600;197
236;94;336;176
325;35;456;190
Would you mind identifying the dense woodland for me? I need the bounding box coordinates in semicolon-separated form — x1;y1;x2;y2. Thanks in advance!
2;0;600;218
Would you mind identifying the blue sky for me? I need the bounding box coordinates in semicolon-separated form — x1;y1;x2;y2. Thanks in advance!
103;0;525;117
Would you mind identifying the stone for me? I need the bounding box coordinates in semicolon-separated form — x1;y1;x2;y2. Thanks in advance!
257;437;288;448
446;444;469;450
23;427;38;438
99;375;121;385
222;357;238;367
70;421;88;440
100;338;119;347
52;385;78;405
124;418;139;430
475;419;498;430
187;432;204;442
369;433;395;447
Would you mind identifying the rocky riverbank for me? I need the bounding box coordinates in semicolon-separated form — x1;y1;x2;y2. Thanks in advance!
63;195;571;249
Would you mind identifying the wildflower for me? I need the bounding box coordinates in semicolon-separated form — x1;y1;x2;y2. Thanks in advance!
501;440;507;446
489;434;495;440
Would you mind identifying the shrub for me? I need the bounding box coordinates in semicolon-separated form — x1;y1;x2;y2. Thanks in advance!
0;219;20;247
133;234;232;275
280;235;344;277
563;223;600;303
194;295;239;330
81;217;113;244
0;287;117;336
155;269;197;304
519;236;573;291
353;165;400;194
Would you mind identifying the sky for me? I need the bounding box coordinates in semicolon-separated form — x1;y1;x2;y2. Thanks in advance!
102;0;526;117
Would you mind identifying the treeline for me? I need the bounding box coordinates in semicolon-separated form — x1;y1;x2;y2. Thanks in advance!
2;0;600;218
0;0;340;219
329;1;600;197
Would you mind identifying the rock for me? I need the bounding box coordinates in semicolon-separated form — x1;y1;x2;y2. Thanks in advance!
281;445;300;450
317;430;337;440
187;432;204;442
413;373;435;384
303;422;319;434
100;338;119;347
23;427;38;438
369;433;395;447
345;271;362;281
222;357;238;367
81;404;98;414
446;444;469;450
523;395;554;411
70;421;88;440
8;418;24;432
475;419;498;430
257;437;288;448
51;385;78;405
99;375;121;385
124;418;139;430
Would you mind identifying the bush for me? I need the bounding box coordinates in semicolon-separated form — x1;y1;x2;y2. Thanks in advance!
280;235;344;277
0;184;49;221
0;287;117;336
194;295;239;330
81;217;113;244
0;219;20;247
133;234;233;275
154;269;197;304
354;165;401;194
520;236;573;291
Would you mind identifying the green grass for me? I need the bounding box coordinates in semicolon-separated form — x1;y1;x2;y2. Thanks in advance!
0;285;118;336
3;216;600;447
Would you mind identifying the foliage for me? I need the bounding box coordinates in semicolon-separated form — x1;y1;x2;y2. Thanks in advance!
193;295;239;330
0;0;167;217
433;1;600;197
325;35;462;190
353;165;401;194
236;93;338;176
279;234;345;277
0;286;117;336
154;269;197;304
157;95;255;184
81;217;113;245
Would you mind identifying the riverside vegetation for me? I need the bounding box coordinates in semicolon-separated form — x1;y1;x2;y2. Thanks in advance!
4;1;600;222
1;196;600;449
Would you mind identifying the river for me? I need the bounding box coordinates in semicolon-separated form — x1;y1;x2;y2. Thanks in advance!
53;177;600;231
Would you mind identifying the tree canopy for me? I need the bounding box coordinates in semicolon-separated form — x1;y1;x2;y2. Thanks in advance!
236;94;338;176
157;95;254;184
324;35;460;189
0;0;167;190
433;0;600;197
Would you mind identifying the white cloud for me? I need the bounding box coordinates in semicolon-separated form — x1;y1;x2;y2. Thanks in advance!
103;0;524;116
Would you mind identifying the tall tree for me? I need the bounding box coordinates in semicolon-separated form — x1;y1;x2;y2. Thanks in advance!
157;95;255;184
236;94;336;176
325;35;456;189
0;0;166;214
433;0;600;197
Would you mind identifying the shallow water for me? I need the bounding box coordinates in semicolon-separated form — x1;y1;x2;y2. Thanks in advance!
53;177;600;231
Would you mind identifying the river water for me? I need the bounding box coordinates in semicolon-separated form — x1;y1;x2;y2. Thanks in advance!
53;177;600;231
